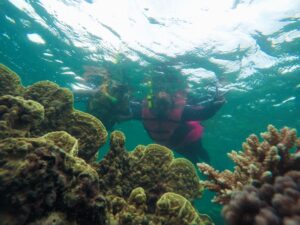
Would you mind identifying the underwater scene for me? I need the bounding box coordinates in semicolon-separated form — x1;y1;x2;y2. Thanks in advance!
1;0;300;224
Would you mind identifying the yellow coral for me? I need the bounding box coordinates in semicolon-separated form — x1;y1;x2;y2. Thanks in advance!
166;158;204;201
156;192;204;225
0;64;25;96
43;131;79;157
0;95;44;138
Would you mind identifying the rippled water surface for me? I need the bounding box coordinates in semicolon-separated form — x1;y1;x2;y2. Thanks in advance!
1;0;300;223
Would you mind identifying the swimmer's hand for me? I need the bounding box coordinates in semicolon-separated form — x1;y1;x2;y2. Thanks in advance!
212;93;226;110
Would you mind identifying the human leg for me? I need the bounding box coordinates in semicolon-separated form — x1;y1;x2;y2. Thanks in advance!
174;139;210;164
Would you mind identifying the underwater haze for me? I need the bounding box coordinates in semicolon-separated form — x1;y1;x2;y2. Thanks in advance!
1;0;300;224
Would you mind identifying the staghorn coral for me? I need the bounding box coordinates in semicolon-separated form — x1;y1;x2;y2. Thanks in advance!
222;170;300;225
0;136;106;225
0;63;25;96
197;125;300;204
0;95;44;139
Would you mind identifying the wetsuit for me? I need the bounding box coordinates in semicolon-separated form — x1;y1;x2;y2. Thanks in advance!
128;100;222;163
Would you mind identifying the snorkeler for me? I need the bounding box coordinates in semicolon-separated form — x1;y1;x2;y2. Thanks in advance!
120;83;225;164
73;66;130;131
88;81;130;130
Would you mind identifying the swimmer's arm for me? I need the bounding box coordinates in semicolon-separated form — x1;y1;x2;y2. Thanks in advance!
72;88;98;97
182;97;226;121
117;101;142;121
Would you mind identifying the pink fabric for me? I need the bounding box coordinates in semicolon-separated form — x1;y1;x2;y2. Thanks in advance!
180;121;204;146
141;94;186;144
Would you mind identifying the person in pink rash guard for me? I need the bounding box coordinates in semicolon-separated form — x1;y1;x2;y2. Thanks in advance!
123;90;225;164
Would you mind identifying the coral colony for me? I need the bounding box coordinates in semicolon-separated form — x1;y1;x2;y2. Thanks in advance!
1;63;300;225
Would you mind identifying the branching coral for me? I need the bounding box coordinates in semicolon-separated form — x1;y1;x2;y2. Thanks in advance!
197;125;300;204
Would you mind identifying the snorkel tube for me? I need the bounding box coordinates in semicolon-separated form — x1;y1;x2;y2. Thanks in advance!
146;80;153;108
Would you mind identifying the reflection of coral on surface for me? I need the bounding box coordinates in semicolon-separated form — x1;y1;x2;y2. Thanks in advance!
198;125;300;204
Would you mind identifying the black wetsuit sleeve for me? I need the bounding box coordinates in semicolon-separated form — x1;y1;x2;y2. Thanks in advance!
181;102;222;121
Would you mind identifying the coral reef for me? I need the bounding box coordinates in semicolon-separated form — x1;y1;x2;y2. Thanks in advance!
0;64;212;225
9;63;300;225
62;110;107;160
27;212;77;225
42;131;79;156
106;188;213;225
24;81;108;161
0;95;44;139
0;130;212;225
155;192;204;225
222;170;300;225
0;136;106;225
96;133;203;211
106;187;148;224
0;65;107;162
0;64;25;96
197;125;300;204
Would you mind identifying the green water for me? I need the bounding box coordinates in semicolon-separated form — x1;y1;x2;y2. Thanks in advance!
1;0;300;224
